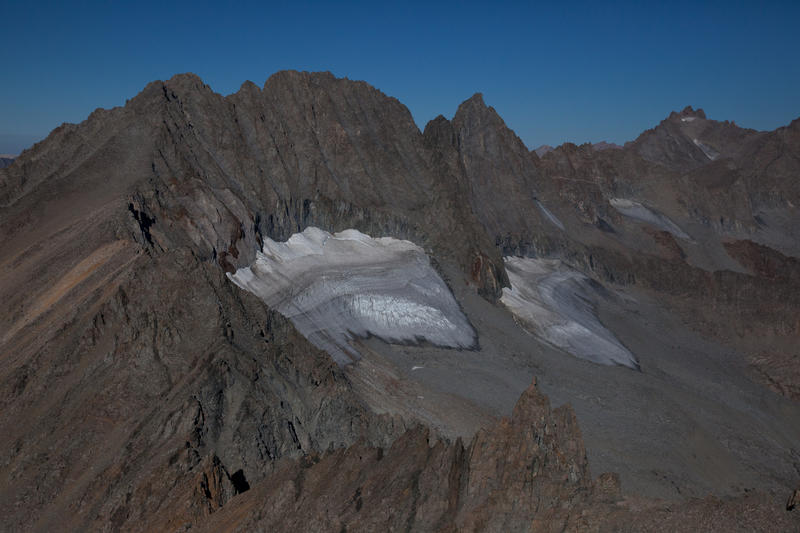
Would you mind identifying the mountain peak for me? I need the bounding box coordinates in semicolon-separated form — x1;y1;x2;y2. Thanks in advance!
592;140;622;151
466;92;485;105
669;105;707;121
264;69;338;89
238;79;261;93
167;72;204;84
160;72;211;94
454;92;490;116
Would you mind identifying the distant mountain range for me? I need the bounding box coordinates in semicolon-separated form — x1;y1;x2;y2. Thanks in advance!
0;155;14;168
534;140;622;157
1;72;799;531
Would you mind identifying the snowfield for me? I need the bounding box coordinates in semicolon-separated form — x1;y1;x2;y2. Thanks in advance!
501;257;639;369
228;227;476;364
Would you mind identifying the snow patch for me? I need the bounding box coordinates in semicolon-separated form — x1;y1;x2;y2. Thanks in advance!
501;257;639;369
228;227;476;365
681;117;696;122
535;199;565;230
692;138;719;160
609;198;691;240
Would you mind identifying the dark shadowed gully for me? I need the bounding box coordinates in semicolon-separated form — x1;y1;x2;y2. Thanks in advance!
1;72;799;531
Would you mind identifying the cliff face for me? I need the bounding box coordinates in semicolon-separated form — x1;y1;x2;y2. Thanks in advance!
0;71;506;531
0;72;503;295
1;71;799;531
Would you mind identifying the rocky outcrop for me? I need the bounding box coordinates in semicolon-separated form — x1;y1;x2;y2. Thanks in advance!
165;379;800;532
192;379;605;532
788;489;800;511
0;242;403;531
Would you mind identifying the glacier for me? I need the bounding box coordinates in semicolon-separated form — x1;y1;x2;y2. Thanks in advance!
228;227;476;365
501;257;639;370
609;198;691;240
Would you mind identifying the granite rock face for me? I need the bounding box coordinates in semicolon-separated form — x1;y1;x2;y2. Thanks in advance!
1;71;799;531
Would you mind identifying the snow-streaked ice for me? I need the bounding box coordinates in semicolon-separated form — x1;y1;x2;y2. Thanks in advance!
228;227;476;365
692;138;719;160
535;199;565;230
609;198;691;240
501;257;639;370
681;117;697;122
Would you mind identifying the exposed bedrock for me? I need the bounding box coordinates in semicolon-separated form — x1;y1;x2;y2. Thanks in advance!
192;378;602;533
0;245;404;531
188;379;800;533
0;71;507;303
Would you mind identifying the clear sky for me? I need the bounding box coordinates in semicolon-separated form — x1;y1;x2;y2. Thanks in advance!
1;0;799;154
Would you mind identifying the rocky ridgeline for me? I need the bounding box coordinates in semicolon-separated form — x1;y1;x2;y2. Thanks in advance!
0;72;798;531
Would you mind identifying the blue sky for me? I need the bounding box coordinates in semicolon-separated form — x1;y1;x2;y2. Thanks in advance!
1;1;799;154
